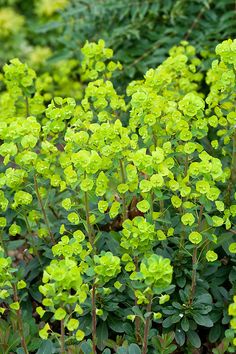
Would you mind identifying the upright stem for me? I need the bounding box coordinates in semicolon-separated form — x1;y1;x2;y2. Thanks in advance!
25;97;30;117
159;200;164;214
142;297;152;354
33;175;55;244
188;246;198;306
225;131;236;205
152;129;157;148
92;283;97;354
119;160;128;221
24;215;42;266
149;192;154;223
233;132;236;182
184;155;189;177
134;257;141;343
12;284;29;354
60;319;65;354
84;173;96;353
179;206;186;249
0;230;7;255
84;190;95;247
188;205;204;305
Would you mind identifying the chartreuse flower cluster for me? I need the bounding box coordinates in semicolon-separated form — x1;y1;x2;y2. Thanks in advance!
131;254;173;303
38;257;88;342
0;38;235;353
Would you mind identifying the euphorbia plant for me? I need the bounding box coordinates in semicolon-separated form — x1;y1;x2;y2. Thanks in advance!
0;246;28;353
130;254;173;354
0;38;235;354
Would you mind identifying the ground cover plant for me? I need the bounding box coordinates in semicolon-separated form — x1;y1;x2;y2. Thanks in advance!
0;38;236;354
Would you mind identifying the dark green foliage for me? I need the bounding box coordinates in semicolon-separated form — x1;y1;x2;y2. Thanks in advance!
36;0;236;79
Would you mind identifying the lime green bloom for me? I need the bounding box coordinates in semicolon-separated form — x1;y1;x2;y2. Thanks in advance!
181;213;195;226
94;251;121;283
133;255;173;295
159;294;170;304
178;93;205;117
206;250;218;262
137;200;150;213
229;243;236;254
189;231;202;244
171;195;182;208
196;180;210;194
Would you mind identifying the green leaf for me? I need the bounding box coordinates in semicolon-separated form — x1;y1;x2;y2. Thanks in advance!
132;306;143;317
117;348;128;354
187;330;201;348
80;341;93;354
165;344;178;354
181;317;189;332
209;324;222;343
103;349;111;354
97;322;108;351
16;349;25;354
36;340;54;354
195;293;212;305
175;329;185;346
192;313;213;327
164;331;175;346
162;317;174;328
170;314;182;324
108;317;125;333
128;343;141;354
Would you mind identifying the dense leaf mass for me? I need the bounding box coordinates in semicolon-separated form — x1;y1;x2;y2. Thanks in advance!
0;0;235;80
0;8;236;352
0;0;236;354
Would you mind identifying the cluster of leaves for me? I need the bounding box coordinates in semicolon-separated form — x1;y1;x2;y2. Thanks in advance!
0;0;236;83
0;38;236;354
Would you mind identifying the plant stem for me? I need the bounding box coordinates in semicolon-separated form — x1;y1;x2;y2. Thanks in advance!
159;199;164;217
142;297;152;354
134;256;141;343
24;215;42;266
92;283;97;354
33;175;55;244
179;205;186;250
83;173;96;353
188;246;198;306
0;230;7;255
12;284;29;354
119;160;128;221
188;205;204;305
184;0;212;40
84;190;95;247
149;191;154;223
225;131;236;205
60;319;65;354
184;155;189;177
25;97;30;117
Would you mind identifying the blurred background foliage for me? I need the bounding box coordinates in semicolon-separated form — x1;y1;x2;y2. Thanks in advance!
0;0;235;81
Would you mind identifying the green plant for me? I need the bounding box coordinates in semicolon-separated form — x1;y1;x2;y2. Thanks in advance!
0;38;236;354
